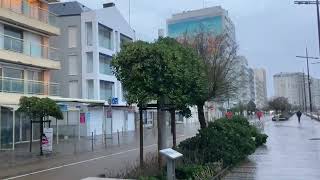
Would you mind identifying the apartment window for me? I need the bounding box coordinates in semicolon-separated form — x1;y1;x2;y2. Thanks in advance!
29;33;42;58
100;80;113;100
87;80;94;99
85;22;93;46
98;24;113;50
4;26;23;53
69;80;79;98
99;53;112;75
68;55;78;75
3;68;24;93
27;71;43;81
68;26;77;48
120;33;132;48
3;68;24;79
27;70;43;94
86;52;93;73
115;31;119;52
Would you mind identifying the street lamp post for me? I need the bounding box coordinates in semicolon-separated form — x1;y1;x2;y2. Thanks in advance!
295;0;320;55
302;70;308;111
297;47;319;113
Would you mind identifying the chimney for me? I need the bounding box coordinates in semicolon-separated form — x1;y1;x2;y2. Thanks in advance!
103;3;115;8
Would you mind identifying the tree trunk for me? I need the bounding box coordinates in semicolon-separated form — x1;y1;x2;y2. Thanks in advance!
139;108;144;167
157;104;161;168
29;119;32;152
40;117;44;156
197;102;206;129
157;100;168;168
170;109;176;148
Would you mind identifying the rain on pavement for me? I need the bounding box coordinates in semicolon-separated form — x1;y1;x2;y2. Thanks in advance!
224;115;320;180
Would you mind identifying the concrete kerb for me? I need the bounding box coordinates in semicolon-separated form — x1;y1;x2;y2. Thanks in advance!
82;178;133;180
212;166;230;180
82;177;134;180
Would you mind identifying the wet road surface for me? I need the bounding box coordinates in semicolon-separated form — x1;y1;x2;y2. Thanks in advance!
224;115;320;180
1;123;198;180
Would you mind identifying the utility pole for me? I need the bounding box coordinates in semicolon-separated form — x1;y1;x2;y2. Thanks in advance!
295;0;320;55
296;47;319;113
303;70;308;111
129;0;131;26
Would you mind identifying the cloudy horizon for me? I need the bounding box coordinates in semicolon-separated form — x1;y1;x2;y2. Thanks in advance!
62;0;320;98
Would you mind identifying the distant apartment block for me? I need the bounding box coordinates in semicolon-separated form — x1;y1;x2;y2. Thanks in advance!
274;72;320;110
274;72;305;107
254;68;267;109
167;6;235;40
233;56;251;105
248;68;256;103
166;6;235;120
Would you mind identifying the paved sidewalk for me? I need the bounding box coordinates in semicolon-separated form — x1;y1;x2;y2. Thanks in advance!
0;123;199;179
224;115;320;180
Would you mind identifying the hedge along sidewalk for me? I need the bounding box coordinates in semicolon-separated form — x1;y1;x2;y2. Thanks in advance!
176;116;268;179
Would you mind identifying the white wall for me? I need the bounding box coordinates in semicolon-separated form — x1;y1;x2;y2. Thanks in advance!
88;107;103;136
112;109;125;133
81;6;134;106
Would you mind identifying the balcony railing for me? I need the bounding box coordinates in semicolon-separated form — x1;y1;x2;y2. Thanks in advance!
0;33;60;61
0;77;59;96
0;0;57;27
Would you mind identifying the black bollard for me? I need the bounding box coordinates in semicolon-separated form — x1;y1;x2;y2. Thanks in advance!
117;129;120;146
91;132;94;152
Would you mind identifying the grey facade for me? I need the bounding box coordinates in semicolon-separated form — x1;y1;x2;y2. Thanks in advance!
254;68;267;109
233;56;251;105
50;12;85;98
248;68;256;102
49;2;92;99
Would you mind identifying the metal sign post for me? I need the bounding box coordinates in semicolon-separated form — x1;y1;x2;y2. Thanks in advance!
160;148;183;180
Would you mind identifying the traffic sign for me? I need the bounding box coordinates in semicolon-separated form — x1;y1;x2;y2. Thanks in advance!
112;97;118;105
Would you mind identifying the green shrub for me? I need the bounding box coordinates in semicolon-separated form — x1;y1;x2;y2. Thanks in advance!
176;162;222;179
255;134;268;146
176;164;204;179
178;116;268;167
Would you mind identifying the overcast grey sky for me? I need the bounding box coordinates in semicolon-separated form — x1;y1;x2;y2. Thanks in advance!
63;0;320;97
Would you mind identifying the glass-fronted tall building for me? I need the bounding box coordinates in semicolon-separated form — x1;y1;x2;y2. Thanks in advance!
167;6;235;41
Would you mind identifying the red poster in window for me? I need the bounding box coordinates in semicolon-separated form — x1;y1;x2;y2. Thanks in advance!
80;113;86;124
106;110;112;118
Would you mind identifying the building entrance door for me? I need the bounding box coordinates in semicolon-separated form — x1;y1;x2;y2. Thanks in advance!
0;107;13;150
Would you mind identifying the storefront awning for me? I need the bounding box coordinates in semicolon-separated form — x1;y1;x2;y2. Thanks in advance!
0;104;19;111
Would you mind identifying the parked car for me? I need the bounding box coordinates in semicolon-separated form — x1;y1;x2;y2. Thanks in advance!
272;114;289;121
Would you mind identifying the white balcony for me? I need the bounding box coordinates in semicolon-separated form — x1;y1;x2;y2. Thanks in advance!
0;0;60;35
0;77;59;96
0;33;61;69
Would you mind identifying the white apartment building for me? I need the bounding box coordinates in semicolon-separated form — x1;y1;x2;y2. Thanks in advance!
50;2;135;136
254;68;267;109
232;56;251;106
273;72;305;107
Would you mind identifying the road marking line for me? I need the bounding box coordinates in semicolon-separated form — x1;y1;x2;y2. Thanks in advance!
5;135;189;180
